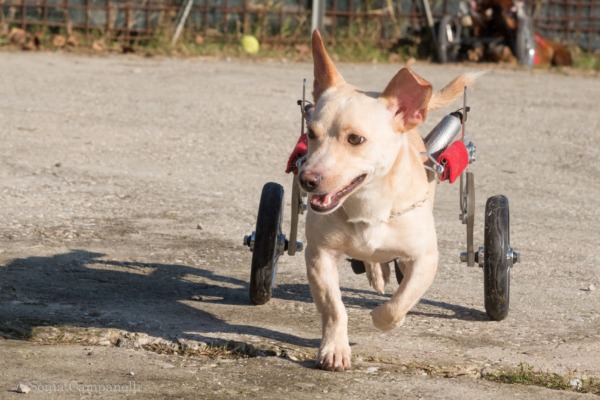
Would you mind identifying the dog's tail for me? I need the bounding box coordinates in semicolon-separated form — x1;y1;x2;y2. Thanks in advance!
428;72;485;112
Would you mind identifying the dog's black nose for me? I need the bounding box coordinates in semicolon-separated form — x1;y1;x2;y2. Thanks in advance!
299;170;322;192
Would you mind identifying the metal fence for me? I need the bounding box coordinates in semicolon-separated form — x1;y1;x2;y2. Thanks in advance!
1;0;598;50
534;0;599;51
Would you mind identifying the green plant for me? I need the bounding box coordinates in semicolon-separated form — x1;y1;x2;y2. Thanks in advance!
572;50;600;71
483;363;600;395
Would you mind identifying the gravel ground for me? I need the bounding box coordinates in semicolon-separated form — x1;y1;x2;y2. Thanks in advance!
0;51;599;398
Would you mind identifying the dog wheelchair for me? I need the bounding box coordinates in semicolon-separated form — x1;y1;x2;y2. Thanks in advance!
243;80;520;321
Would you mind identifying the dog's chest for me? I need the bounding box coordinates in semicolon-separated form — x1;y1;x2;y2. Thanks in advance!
344;222;404;262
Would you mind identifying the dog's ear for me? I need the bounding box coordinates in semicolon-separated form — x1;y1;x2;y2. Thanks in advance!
312;30;345;102
381;68;432;131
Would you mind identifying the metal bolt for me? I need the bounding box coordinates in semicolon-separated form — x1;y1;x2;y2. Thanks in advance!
243;232;255;251
299;193;308;214
466;142;477;163
512;250;521;264
477;246;485;268
276;234;287;254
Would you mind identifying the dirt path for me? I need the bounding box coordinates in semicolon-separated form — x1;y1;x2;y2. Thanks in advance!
0;52;598;398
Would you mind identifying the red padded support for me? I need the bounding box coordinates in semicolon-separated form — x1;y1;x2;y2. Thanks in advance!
437;141;469;183
285;133;308;175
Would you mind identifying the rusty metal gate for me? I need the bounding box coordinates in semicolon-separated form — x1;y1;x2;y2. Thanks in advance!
534;0;598;51
1;0;598;50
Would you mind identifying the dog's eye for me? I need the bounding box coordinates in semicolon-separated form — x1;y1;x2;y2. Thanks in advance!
347;134;365;145
307;128;316;140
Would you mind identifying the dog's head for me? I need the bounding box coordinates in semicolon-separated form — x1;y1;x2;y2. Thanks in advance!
299;30;433;214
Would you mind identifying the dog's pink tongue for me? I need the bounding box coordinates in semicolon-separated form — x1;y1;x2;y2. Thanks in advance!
311;193;333;207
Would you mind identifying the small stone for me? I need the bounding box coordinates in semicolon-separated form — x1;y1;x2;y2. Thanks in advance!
295;382;316;389
569;378;582;390
116;338;135;348
196;223;203;230
127;371;135;376
16;383;31;393
178;338;203;351
365;367;379;374
190;295;203;301
588;284;596;291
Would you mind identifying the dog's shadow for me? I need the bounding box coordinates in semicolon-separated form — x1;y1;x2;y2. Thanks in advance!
0;248;318;349
275;281;489;322
0;247;487;355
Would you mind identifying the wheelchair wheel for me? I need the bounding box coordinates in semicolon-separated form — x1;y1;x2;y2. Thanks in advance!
483;195;511;321
437;15;462;64
394;259;404;285
249;182;285;305
349;259;366;274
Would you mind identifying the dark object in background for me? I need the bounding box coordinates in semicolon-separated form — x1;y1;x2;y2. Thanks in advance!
478;0;572;66
431;0;572;67
535;34;573;67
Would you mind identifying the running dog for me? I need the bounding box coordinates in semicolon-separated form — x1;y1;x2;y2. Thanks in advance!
298;30;477;371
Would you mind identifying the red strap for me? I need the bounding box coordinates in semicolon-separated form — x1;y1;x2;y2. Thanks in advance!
285;133;308;175
437;141;469;183
534;33;546;48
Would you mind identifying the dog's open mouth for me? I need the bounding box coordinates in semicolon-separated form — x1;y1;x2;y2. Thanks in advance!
310;174;367;213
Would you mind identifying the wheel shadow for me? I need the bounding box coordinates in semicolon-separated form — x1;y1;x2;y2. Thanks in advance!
411;299;489;321
274;283;488;322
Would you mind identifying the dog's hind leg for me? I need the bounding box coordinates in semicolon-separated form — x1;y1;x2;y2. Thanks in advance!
364;262;391;294
305;245;351;371
371;250;438;331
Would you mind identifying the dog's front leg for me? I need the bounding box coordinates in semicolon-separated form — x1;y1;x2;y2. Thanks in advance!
371;249;438;331
305;245;351;371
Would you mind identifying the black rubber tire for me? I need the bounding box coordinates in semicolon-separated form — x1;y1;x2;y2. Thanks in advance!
437;15;461;64
394;259;404;285
249;182;284;305
483;195;511;321
349;259;366;274
515;15;535;67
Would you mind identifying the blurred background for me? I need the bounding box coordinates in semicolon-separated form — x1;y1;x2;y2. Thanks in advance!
1;0;598;68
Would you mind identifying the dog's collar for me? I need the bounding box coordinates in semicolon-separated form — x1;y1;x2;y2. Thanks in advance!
388;191;429;220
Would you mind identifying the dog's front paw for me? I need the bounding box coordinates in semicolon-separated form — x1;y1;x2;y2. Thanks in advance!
317;342;352;372
371;302;405;332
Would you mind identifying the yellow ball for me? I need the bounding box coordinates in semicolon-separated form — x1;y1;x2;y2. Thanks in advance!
241;35;260;55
